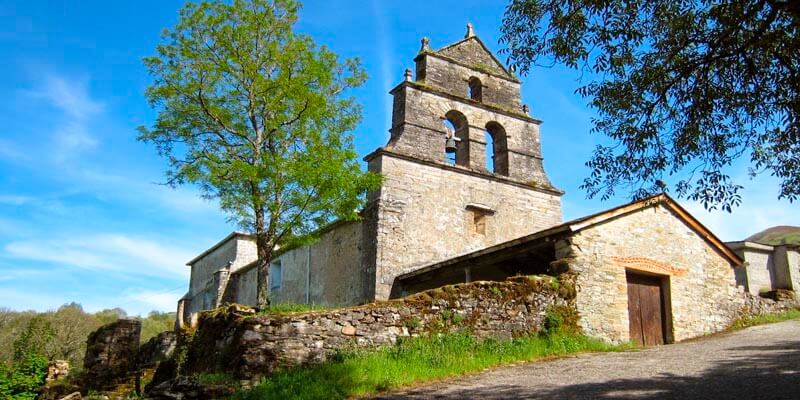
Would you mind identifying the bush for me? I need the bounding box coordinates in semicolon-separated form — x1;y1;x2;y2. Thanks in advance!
0;353;48;400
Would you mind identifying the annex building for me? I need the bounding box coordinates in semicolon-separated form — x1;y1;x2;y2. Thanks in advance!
176;25;783;346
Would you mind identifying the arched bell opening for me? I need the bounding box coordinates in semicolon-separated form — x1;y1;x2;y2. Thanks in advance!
485;121;509;176
443;110;469;167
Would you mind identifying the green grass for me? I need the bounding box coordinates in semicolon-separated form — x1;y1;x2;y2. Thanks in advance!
199;372;240;387
730;308;800;330
259;303;333;315
230;331;631;400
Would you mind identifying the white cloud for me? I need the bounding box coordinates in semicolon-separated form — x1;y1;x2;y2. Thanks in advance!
20;72;103;161
3;233;193;280
30;74;103;119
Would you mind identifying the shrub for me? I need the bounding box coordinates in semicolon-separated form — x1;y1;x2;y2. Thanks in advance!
0;353;48;400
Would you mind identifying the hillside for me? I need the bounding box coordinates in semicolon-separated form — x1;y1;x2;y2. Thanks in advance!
746;226;800;246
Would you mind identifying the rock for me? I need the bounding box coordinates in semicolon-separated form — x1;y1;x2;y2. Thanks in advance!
341;324;357;336
59;392;82;400
47;360;70;382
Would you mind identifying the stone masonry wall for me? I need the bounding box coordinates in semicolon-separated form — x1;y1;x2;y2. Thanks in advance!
366;153;562;300
387;84;552;187
227;220;366;308
740;247;776;294
557;204;750;343
418;53;522;110
178;275;570;384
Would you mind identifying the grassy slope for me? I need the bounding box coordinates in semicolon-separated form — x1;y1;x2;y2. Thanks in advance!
746;226;800;246
230;331;630;400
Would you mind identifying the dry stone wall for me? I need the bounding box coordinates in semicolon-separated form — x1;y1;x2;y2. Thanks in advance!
178;275;571;384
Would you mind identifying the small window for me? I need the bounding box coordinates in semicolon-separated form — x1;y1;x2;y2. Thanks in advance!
466;205;494;236
473;212;487;235
270;260;282;289
468;77;482;102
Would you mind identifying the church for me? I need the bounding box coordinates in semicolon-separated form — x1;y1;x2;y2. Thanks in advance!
177;25;771;345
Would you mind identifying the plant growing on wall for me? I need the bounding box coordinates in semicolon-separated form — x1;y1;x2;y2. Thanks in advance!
139;0;381;309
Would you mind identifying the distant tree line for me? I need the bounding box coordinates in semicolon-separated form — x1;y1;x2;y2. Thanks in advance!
0;303;175;399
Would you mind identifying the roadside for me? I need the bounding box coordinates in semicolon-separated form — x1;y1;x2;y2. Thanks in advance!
375;319;800;399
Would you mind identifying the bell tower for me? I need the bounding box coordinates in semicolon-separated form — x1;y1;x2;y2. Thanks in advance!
361;24;563;300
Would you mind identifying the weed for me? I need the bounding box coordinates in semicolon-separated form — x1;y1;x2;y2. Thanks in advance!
730;308;800;330
198;372;239;387
260;303;332;315
402;316;421;330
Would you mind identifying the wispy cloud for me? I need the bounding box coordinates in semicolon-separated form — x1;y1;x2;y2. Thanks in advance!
4;234;193;280
19;73;103;161
30;74;103;119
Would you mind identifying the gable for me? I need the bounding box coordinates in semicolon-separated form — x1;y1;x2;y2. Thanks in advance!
435;37;513;79
572;200;742;267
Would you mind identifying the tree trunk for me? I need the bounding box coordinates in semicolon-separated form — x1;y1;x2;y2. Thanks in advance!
254;207;272;311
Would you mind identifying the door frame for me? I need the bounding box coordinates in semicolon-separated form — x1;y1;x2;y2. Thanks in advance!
625;269;674;345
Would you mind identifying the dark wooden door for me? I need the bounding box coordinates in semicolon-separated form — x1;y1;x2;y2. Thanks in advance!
627;273;665;346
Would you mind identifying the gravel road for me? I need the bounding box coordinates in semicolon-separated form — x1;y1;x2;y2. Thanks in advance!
375;320;800;399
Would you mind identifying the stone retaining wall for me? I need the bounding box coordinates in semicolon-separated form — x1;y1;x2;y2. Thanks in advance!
177;275;572;383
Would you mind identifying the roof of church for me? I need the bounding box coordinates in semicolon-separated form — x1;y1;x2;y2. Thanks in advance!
417;23;519;82
397;193;743;281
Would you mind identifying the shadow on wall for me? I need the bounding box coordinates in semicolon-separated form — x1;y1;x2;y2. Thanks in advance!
379;340;800;400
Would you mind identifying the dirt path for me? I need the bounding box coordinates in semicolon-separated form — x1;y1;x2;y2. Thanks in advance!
375;320;800;399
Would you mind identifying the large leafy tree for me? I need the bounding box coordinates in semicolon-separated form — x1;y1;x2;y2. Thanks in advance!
501;0;800;210
139;0;380;309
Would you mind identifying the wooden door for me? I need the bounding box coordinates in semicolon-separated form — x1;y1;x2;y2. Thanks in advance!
627;272;665;346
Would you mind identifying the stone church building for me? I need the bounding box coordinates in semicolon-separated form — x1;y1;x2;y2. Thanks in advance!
177;25;762;345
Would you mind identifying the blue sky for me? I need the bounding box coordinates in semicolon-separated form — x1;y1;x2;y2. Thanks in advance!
1;1;797;315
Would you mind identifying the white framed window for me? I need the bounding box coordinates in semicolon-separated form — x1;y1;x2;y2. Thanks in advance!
270;260;282;289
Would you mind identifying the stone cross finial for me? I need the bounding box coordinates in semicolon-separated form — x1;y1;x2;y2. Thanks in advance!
465;23;475;38
420;37;430;53
404;68;412;82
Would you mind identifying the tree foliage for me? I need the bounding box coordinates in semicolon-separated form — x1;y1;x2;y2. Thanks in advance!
0;305;176;371
1;318;51;400
0;352;48;400
501;0;800;210
139;0;380;308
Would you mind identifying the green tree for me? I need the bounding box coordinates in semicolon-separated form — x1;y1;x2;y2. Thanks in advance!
501;0;800;210
12;316;53;364
141;311;177;343
139;0;380;308
0;318;52;399
0;352;47;400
